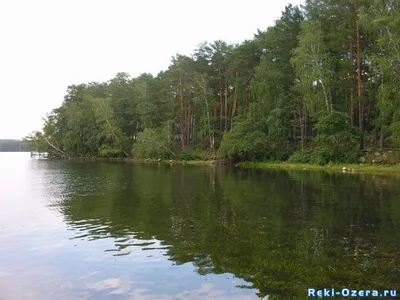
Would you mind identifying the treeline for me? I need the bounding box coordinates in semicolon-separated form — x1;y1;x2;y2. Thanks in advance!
0;139;28;152
26;1;400;164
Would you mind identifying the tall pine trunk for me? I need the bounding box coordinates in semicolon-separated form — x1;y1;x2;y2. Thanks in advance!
355;1;364;148
224;82;228;132
231;72;238;124
179;75;185;149
349;12;356;125
186;107;190;146
219;67;223;132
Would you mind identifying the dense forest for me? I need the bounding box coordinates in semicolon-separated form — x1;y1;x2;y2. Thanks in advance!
0;139;28;152
25;0;400;165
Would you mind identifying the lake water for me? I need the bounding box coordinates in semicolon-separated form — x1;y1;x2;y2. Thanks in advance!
0;152;399;299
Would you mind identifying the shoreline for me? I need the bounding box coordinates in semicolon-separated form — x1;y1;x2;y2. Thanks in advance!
53;156;224;166
237;161;400;175
48;156;400;175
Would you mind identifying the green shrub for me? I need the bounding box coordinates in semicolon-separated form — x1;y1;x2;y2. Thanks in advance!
311;111;360;165
288;150;312;163
177;149;199;161
132;128;173;159
389;121;400;146
218;120;269;161
98;145;123;158
310;146;332;165
193;149;213;160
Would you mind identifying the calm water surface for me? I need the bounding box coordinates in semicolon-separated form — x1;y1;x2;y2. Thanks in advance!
1;153;400;299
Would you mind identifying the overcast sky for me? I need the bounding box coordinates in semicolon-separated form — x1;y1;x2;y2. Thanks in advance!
0;0;304;139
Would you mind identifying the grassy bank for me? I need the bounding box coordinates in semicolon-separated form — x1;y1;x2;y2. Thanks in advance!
237;161;400;174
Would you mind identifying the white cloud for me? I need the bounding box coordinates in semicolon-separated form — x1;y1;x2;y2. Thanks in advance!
0;0;304;139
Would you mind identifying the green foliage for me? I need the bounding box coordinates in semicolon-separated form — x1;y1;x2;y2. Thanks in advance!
265;97;293;161
98;145;124;158
132;127;173;159
288;150;312;163
92;97;131;157
291;20;334;115
250;7;302;160
193;149;214;160
389;121;400;146
177;149;199;161
312;112;360;165
218;119;269;161
24;131;47;152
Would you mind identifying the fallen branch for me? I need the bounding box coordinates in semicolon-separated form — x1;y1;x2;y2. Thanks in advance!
44;137;70;157
163;146;176;157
